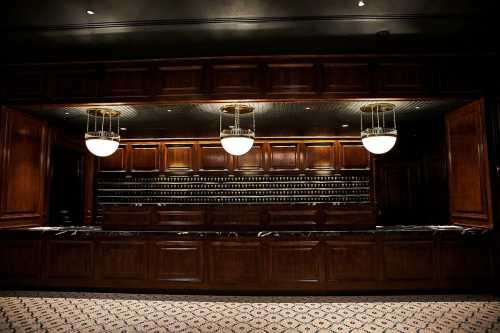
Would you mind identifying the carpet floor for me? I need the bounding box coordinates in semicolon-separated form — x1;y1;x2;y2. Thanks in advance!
0;292;499;332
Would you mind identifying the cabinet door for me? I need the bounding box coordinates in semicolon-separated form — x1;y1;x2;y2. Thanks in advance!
338;141;370;170
199;144;231;172
323;63;371;96
267;64;316;96
0;108;48;228
150;241;204;283
130;144;160;172
157;65;204;97
268;241;322;285
164;144;195;173
268;142;300;171
234;144;265;172
97;145;128;172
46;240;94;280
102;66;151;98
446;100;492;227
304;142;335;171
97;241;147;282
213;64;260;96
0;240;41;281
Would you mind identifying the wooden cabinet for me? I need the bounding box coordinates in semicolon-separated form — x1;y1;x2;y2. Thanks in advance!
157;65;204;97
338;141;370;170
97;145;128;172
102;66;151;98
213;64;260;96
4;71;45;101
323;206;374;228
199;144;230;172
446;100;492;227
209;207;261;227
164;144;195;173
150;241;204;284
234;144;265;172
323;63;370;96
208;241;262;286
382;240;436;288
0;108;48;228
304;142;336;171
268;142;301;171
97;241;147;282
268;241;322;285
102;206;152;226
267;64;316;96
267;209;318;226
324;239;377;287
0;240;41;281
46;240;94;280
49;69;99;100
130;144;161;172
153;209;204;227
375;63;426;95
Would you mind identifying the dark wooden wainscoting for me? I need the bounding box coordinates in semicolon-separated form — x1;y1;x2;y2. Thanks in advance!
0;230;492;293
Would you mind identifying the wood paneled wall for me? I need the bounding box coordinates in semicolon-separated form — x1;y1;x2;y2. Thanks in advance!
97;138;370;174
0;231;492;292
1;54;493;104
0;107;49;228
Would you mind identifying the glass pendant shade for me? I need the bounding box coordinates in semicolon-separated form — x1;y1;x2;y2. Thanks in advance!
360;103;397;155
85;108;121;157
220;104;255;156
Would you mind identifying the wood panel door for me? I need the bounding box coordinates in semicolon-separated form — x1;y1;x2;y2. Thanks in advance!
208;241;262;286
45;240;94;281
323;63;371;96
234;144;266;173
267;64;316;96
199;144;231;172
150;241;204;284
97;145;128;172
375;63;426;95
0;108;48;228
446;100;492;228
130;144;161;172
102;66;151;98
267;241;322;286
338;141;370;170
268;142;301;172
97;241;147;282
212;64;260;96
0;240;41;282
303;141;336;171
4;71;45;101
164;144;195;173
49;69;99;101
157;65;204;97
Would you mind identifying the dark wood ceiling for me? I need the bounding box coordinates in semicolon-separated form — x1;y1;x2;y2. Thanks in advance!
2;0;497;63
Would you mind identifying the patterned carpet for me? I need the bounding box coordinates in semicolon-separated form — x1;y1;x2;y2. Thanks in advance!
0;292;499;333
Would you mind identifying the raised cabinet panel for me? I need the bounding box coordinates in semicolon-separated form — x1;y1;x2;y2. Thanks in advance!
209;207;261;227
325;241;377;284
46;240;94;280
439;240;490;287
102;206;152;226
267;209;318;226
383;241;435;284
49;69;99;100
269;143;300;171
438;62;482;95
164;145;194;172
153;209;204;226
97;145;127;172
376;64;425;95
157;65;203;96
304;142;335;170
151;241;204;283
102;67;151;98
0;240;41;280
323;63;371;95
209;242;262;285
323;207;374;228
199;145;230;172
98;241;147;281
5;71;45;100
0;109;47;225
267;64;316;95
446;101;492;227
213;64;260;95
130;144;160;172
234;144;265;172
338;141;370;170
268;241;322;284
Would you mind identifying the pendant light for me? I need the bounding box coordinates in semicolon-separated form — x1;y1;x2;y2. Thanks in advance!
360;103;397;155
220;104;255;156
85;108;121;157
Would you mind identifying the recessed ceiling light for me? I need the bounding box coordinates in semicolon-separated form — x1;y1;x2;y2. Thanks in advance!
64;112;69;115
358;0;365;7
86;10;95;15
415;106;421;109
120;127;127;131
341;124;349;128
305;107;311;110
167;109;172;112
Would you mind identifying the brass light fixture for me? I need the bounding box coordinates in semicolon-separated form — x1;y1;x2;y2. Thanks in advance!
360;103;397;154
85;108;121;157
219;104;255;156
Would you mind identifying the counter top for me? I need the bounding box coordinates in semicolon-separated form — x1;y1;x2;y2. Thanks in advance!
0;225;488;238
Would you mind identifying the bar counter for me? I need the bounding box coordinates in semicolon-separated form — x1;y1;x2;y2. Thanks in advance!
0;225;492;293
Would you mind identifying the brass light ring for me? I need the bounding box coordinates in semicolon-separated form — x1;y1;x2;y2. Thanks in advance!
86;108;121;118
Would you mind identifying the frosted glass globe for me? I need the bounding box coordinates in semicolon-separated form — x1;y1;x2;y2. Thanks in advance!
362;135;397;154
85;138;119;157
221;136;254;156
